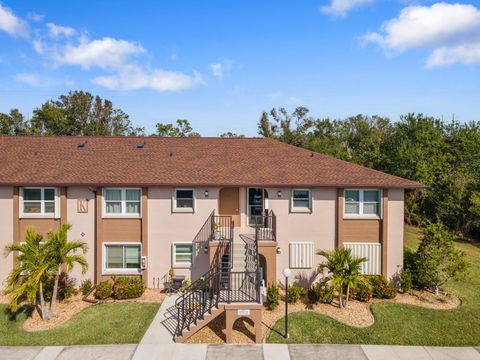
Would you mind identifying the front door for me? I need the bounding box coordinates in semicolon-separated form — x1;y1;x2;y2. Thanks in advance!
248;188;264;226
219;187;240;227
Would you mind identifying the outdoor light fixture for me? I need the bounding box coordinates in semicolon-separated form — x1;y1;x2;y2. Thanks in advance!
276;246;281;254
283;267;291;339
204;189;209;197
277;190;282;198
203;245;209;254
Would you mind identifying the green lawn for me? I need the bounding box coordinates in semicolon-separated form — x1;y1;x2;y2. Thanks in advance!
268;226;480;346
0;302;159;346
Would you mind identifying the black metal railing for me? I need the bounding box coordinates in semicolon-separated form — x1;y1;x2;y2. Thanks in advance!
193;210;215;244
220;271;261;303
174;268;223;338
211;215;234;241
252;210;276;241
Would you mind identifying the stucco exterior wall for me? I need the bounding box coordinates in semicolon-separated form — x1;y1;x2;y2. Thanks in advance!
265;188;337;285
0;187;13;289
147;187;220;288
66;187;95;284
387;188;404;280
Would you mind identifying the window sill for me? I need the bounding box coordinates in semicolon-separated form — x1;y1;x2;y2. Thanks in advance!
102;214;141;219
102;269;142;275
172;208;195;214
173;264;192;269
20;215;58;219
343;215;381;220
290;208;312;214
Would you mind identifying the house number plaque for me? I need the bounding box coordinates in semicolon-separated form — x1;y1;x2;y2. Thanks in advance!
237;309;250;316
77;199;88;213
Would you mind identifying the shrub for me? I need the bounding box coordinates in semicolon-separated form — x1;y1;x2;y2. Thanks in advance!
352;279;372;302
95;281;113;300
43;273;77;301
399;269;413;294
368;276;397;299
307;279;334;304
266;283;279;310
80;279;93;296
113;277;144;300
287;285;306;304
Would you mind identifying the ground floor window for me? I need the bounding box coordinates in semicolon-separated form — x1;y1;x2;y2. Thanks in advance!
344;242;381;275
289;242;313;268
104;243;141;273
172;243;194;267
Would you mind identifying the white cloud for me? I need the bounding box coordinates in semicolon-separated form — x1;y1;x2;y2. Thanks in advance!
27;12;44;22
209;59;234;79
363;2;480;67
13;72;42;86
209;63;224;79
0;3;29;37
320;0;374;17
53;37;202;91
54;37;145;70
92;65;202;91
427;42;480;67
47;23;75;38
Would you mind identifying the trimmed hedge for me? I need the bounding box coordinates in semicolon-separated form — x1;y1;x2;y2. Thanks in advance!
266;283;280;310
113;277;145;300
94;280;113;300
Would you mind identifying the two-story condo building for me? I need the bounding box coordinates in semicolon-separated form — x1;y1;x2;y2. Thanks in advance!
0;136;423;341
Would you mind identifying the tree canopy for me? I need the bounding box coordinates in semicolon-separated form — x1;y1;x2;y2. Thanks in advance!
258;107;480;239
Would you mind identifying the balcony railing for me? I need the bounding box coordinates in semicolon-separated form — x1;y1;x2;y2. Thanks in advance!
252;210;276;241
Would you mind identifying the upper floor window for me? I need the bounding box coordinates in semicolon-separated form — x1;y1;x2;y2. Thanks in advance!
173;189;195;212
104;188;141;216
344;189;381;217
21;187;57;216
292;189;312;211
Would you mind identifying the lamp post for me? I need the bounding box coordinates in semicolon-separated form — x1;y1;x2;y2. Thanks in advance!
283;267;291;339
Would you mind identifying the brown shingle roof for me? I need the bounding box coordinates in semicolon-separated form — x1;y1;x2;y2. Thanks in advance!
0;136;423;188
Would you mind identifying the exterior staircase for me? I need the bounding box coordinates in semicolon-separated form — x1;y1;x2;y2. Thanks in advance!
171;211;276;343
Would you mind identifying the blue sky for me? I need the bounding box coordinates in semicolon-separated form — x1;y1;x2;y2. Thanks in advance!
1;1;479;136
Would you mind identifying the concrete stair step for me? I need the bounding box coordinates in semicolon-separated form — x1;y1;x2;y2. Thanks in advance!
175;306;224;343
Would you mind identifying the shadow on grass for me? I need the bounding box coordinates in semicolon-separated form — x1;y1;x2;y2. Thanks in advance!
4;304;34;322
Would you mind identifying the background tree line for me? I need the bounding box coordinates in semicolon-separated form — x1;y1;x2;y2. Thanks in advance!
2;92;479;238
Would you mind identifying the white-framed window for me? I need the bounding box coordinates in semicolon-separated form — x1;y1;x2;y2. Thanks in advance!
291;189;312;212
172;243;194;267
103;188;141;216
173;188;195;212
20;187;59;217
103;243;141;274
344;189;382;218
289;242;313;269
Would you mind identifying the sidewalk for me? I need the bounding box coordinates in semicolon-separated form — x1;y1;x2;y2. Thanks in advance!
0;344;479;360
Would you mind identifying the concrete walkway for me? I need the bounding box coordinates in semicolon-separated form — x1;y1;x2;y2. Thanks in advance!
136;293;179;345
0;344;479;360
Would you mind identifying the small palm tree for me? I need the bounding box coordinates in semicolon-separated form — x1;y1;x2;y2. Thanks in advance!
4;228;53;320
45;224;88;319
318;248;368;308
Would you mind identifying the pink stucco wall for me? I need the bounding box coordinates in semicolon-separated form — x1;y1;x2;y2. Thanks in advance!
0;187;13;289
387;188;405;280
66;187;96;285
265;188;337;286
147;187;221;288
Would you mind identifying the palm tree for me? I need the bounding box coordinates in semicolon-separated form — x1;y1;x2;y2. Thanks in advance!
318;248;368;309
45;224;88;319
4;228;53;320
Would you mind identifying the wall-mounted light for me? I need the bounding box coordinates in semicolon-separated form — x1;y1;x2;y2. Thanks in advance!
141;256;147;270
276;246;281;254
204;189;209;197
277;190;282;198
203;245;209;254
